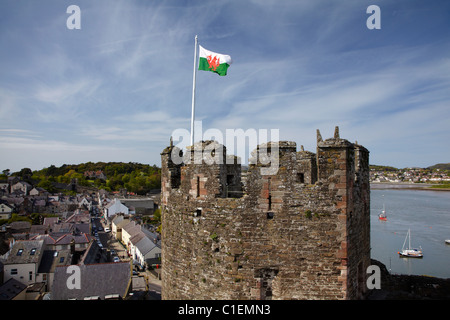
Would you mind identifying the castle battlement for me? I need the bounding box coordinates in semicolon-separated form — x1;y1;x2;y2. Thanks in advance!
161;127;370;300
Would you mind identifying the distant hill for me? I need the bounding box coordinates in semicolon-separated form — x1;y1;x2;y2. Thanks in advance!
21;162;161;195
369;165;398;171
428;163;450;171
371;163;450;171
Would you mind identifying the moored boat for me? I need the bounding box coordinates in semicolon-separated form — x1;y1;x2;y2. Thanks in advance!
378;204;387;221
398;229;423;258
398;248;423;258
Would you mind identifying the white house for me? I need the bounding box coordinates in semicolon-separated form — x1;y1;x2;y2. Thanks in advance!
0;203;13;220
78;197;92;211
29;187;48;196
3;240;45;286
11;181;32;195
111;215;130;240
125;225;161;269
103;198;129;219
133;235;161;269
121;221;140;253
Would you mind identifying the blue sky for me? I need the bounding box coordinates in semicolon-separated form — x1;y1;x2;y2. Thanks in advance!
1;0;449;172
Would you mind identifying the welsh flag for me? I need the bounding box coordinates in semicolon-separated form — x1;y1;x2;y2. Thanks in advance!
198;45;232;76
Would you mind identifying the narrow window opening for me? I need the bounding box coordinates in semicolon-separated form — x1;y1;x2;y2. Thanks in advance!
170;167;181;189
196;176;200;198
297;173;305;183
255;268;279;300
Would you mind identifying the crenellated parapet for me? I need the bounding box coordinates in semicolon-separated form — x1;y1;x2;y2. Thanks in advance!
161;127;370;300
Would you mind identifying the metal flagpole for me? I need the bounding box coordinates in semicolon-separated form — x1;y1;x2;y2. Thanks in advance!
190;35;198;146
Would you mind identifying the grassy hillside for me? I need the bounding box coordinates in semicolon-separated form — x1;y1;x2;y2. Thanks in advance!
428;163;450;171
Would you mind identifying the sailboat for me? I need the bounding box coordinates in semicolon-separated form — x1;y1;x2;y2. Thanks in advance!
378;204;387;221
398;229;423;258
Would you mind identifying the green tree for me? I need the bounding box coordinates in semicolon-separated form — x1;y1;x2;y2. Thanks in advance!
37;179;57;193
122;173;130;184
15;168;33;181
9;213;32;224
153;208;161;223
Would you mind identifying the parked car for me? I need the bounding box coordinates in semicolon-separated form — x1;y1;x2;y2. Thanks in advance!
105;227;111;232
113;256;120;263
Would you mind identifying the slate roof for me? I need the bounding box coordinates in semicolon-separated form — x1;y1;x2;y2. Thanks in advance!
8;221;31;232
5;240;44;265
130;231;145;246
43;217;59;227
30;234;58;245
122;221;139;235
0;278;27;300
115;218;131;229
31;232;93;246
135;235;159;256
112;214;126;225
29;224;48;236
53;233;93;245
73;223;90;235
37;249;72;274
142;228;161;246
50;222;73;233
52;261;131;300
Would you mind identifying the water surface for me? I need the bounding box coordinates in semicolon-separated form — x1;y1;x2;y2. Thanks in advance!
370;188;450;279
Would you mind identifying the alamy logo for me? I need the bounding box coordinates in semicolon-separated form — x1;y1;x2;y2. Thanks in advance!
66;5;81;30
66;265;81;290
366;5;381;30
366;265;381;289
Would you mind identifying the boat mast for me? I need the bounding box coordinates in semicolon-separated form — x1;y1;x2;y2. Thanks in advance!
402;229;409;251
409;229;411;250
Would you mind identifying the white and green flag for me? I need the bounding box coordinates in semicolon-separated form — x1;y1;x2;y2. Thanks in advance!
198;45;232;76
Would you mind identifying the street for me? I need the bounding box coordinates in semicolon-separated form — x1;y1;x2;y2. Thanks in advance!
91;207;162;299
144;275;161;300
91;217;109;248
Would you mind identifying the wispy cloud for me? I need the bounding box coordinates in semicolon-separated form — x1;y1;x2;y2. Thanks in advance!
0;89;19;122
0;0;449;171
33;78;100;105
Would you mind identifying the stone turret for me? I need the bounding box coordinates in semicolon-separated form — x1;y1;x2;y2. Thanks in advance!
161;128;370;300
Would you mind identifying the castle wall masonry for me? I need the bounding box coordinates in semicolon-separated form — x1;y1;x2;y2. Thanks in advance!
160;127;370;300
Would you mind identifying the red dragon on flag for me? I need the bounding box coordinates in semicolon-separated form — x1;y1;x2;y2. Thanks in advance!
206;54;220;71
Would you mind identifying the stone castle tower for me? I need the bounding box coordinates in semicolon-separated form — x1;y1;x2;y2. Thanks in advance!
160;127;370;299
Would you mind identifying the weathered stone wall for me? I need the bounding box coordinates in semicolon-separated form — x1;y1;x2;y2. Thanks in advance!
161;128;370;300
